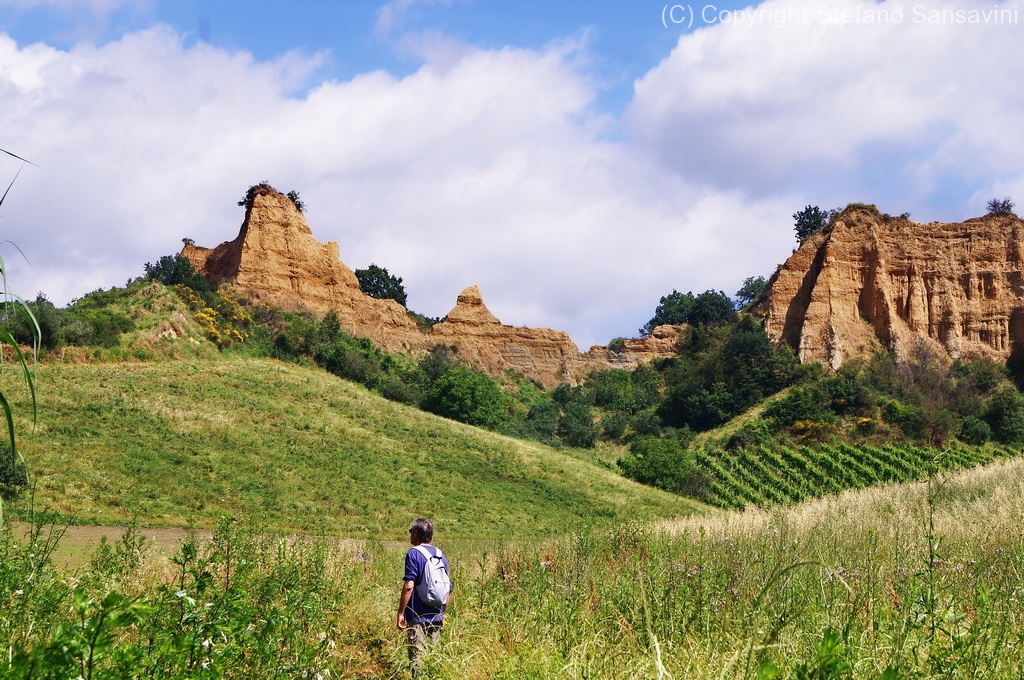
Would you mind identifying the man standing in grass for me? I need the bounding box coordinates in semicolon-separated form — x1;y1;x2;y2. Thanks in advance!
397;517;451;677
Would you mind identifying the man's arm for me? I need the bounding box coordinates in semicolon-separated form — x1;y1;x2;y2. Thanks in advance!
396;579;414;629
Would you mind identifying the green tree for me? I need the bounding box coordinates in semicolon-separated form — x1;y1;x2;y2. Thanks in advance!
640;289;736;336
734;275;766;308
987;197;1015;216
557;399;597;448
238;181;272;209
355;264;408;307
143;254;211;293
419;345;457;382
688;290;736;326
422;366;509;429
285;190;305;213
640;290;693;336
985;385;1024;444
793;205;833;242
618;437;698;495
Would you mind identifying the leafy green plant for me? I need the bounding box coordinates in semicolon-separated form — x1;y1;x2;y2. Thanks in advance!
639;289;736;336
619;436;700;494
0;149;39;494
143;253;211;293
986;197;1015;216
422;365;510;429
793;205;837;242
354;263;408;307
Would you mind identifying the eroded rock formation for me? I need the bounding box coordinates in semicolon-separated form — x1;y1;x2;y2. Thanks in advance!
756;205;1024;369
183;187;676;386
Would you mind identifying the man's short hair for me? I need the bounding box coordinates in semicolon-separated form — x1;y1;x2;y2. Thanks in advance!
410;518;434;542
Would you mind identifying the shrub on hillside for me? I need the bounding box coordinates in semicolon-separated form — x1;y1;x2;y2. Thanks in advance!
2;292;135;351
725;420;773;450
880;399;923;439
422;366;510;429
619;437;702;496
419;345;458;382
763;386;836;429
959;415;992;445
985;386;1024;444
557;399;597;448
586;365;661;415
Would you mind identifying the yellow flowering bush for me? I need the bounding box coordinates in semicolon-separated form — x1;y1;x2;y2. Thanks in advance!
177;286;252;348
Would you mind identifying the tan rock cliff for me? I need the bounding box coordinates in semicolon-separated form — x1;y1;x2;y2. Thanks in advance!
756;205;1024;369
183;188;676;386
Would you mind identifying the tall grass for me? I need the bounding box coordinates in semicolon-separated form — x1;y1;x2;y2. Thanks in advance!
4;458;1024;677
0;147;40;498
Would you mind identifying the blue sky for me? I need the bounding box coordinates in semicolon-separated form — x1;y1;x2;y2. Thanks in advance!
1;0;1023;349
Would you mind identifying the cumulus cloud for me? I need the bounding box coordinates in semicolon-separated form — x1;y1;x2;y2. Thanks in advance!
628;0;1024;217
0;24;797;349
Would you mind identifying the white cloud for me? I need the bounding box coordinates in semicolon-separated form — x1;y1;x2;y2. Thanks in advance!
0;24;798;349
628;0;1024;214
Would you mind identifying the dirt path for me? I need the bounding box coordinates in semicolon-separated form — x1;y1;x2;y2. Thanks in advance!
11;522;206;570
9;523;401;571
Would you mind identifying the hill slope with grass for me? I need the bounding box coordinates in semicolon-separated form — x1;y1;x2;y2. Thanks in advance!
11;358;701;537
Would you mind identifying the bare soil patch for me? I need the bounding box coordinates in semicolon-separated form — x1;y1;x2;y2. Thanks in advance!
11;522;209;571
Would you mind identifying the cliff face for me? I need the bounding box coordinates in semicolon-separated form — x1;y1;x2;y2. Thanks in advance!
756;206;1024;369
183;189;676;386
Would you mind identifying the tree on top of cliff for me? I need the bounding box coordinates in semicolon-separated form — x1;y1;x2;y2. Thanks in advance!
640;290;692;336
987;197;1015;216
640;290;736;336
355;264;408;307
793;205;836;242
237;182;305;213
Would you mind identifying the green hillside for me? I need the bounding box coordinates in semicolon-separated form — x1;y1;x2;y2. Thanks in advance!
10;358;701;537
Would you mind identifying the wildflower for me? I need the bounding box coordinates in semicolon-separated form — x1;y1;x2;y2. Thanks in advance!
14;590;23;596
201;638;212;649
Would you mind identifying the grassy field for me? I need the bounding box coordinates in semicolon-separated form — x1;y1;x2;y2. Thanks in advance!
9;357;699;537
5;455;1024;678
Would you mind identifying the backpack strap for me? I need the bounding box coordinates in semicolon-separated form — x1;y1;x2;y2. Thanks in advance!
414;545;443;560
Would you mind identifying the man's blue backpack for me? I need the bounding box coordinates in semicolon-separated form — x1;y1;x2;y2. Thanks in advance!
414;545;451;607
